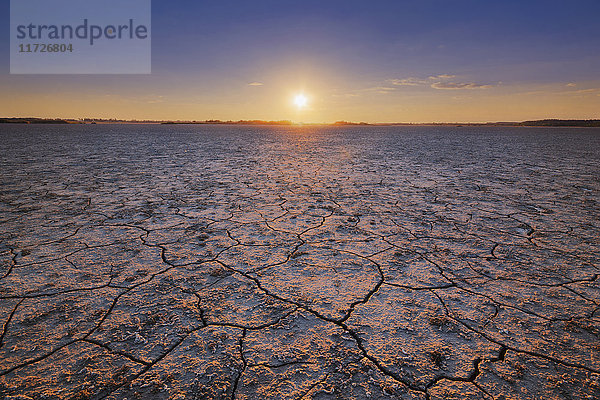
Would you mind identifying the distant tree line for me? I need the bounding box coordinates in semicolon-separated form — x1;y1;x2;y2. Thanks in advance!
519;119;600;127
0;118;71;124
1;117;599;127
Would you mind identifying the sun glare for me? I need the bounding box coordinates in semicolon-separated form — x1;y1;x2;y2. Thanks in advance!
294;94;308;109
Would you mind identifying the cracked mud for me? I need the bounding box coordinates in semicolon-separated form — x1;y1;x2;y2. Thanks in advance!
1;124;599;399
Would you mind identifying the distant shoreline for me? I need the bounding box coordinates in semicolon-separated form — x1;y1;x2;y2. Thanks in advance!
1;117;599;128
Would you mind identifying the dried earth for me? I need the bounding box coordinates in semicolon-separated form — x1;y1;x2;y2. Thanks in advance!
0;125;599;399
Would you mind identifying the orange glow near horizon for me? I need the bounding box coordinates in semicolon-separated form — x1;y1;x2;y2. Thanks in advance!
1;79;599;124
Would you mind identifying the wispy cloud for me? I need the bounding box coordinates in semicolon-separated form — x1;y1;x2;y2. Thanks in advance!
429;74;456;80
431;81;494;90
342;74;496;98
521;86;600;96
389;74;495;90
566;82;577;87
248;82;263;86
560;87;600;95
369;86;396;94
388;78;428;86
338;86;397;97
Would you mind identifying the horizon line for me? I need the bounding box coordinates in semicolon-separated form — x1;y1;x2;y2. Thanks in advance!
1;117;600;127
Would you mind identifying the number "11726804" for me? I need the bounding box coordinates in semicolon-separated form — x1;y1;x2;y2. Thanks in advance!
19;44;74;53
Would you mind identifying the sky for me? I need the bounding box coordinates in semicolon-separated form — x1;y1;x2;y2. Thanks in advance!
1;0;600;123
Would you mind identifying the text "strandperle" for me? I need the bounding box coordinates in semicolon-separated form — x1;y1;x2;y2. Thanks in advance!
16;19;148;45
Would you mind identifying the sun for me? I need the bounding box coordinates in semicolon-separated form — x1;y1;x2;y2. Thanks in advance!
294;94;308;109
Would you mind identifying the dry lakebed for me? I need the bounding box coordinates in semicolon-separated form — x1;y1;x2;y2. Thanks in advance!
0;124;599;399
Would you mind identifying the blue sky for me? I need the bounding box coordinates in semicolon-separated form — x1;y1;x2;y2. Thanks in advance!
152;0;600;77
1;0;599;122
